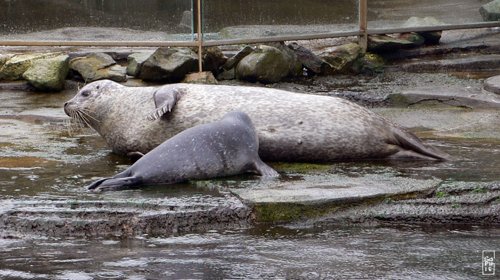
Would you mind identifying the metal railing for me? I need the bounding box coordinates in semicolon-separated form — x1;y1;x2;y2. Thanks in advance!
1;0;499;72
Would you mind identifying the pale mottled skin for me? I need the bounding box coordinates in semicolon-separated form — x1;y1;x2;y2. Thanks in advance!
64;80;449;162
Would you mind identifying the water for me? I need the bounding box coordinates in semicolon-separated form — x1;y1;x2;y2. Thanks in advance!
1;226;498;279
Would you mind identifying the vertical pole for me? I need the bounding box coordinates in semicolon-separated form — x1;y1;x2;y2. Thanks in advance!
197;0;203;72
190;0;194;41
358;0;368;53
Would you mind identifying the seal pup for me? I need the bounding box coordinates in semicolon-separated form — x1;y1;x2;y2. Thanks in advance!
64;80;449;162
87;111;279;192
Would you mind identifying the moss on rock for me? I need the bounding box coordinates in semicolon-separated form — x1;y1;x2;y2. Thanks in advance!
22;54;69;91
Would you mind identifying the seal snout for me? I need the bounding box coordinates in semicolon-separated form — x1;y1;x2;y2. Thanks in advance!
63;101;71;116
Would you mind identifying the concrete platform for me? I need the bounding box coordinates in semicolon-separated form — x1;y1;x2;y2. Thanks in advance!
231;175;441;222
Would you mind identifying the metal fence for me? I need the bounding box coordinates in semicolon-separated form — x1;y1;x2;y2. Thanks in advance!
1;0;499;72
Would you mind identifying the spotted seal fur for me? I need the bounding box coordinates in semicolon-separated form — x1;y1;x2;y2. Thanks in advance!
64;80;449;162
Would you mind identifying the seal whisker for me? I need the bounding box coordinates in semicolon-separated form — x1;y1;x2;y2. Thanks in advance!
75;110;91;128
64;111;87;136
80;109;100;123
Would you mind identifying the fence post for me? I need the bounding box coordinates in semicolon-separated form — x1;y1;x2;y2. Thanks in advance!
197;0;203;72
358;0;368;53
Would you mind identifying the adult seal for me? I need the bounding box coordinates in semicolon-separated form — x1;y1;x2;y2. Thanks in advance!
87;111;279;192
64;80;449;162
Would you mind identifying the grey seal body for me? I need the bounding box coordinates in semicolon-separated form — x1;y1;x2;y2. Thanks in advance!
87;111;279;191
64;80;449;162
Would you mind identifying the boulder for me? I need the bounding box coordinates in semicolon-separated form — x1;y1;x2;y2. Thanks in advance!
96;65;127;83
398;33;425;47
22;54;69;91
480;0;500;21
0;53;55;81
276;42;303;77
223;46;254;70
368;34;419;53
217;68;236;81
70;53;126;82
202;47;227;73
351;53;385;75
235;45;301;83
288;42;328;75
126;52;153;77
0;54;13;69
320;43;362;74
182;71;218;84
403;16;444;45
139;47;198;82
484;75;500;95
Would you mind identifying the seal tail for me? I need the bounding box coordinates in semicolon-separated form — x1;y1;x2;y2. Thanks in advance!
392;128;450;161
253;159;280;178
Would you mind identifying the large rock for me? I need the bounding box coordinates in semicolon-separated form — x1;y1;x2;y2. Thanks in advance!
126;52;153;77
398;33;425;47
484;75;500;95
403;16;444;45
223;46;254;70
22;54;69;92
182;71;218;84
236;44;301;83
320;43;362;74
351;53;385;75
70;53;126;82
288;42;328;75
0;53;55;81
139;47;198;82
0;54;13;68
368;34;420;53
202;47;227;73
480;0;500;21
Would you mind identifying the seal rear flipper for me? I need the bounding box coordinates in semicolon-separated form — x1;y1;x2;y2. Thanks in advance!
392;127;451;161
87;176;143;192
253;159;280;178
86;178;110;190
147;87;183;121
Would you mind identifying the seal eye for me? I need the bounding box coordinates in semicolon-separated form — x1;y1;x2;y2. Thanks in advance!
96;85;100;90
81;90;90;97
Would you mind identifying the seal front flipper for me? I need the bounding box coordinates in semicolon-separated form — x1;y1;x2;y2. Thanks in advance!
147;87;183;121
87;176;143;192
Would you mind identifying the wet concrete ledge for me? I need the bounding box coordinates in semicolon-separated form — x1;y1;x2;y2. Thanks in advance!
0;194;253;238
231;175;441;223
312;181;500;226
